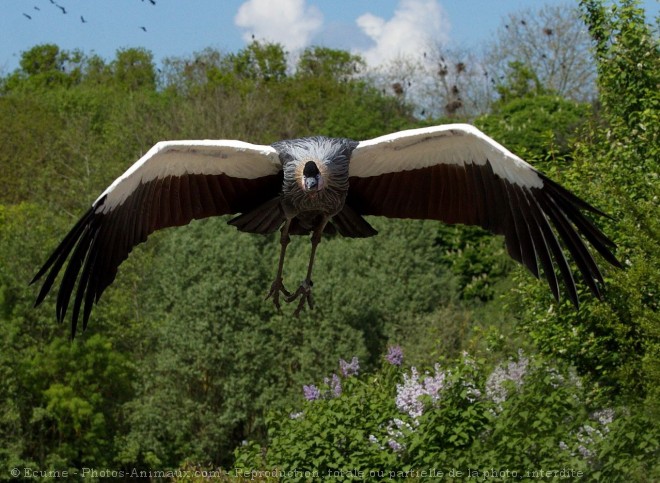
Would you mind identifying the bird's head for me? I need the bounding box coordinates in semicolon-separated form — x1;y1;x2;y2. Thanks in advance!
300;160;325;194
274;136;354;195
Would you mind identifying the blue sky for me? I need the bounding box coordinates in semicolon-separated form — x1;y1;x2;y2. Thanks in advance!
2;0;658;73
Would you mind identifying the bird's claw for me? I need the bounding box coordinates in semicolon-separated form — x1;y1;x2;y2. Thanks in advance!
286;279;314;316
266;277;291;311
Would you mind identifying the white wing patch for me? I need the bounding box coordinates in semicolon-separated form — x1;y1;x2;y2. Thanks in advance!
350;124;544;188
95;140;280;212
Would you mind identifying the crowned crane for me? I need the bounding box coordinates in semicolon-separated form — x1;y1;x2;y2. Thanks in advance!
32;124;620;336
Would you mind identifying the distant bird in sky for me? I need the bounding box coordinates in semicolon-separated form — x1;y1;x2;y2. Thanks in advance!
140;26;147;32
23;13;32;19
34;6;40;11
56;5;66;14
33;124;620;336
80;15;87;23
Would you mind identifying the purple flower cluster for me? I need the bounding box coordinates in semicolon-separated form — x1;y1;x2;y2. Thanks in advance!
561;408;615;461
369;418;414;454
386;345;404;366
576;424;602;459
303;384;321;401
302;357;361;402
323;373;342;398
339;356;360;377
387;439;403;452
395;364;448;419
395;367;425;419
485;350;529;408
423;364;447;399
593;408;615;430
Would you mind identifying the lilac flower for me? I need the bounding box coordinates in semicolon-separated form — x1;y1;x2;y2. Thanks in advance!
324;373;342;397
331;373;342;397
303;384;321;401
386;345;404;366
391;418;414;433
574;421;607;461
387;439;403;452
577;444;593;459
463;381;482;402
593;408;615;432
485;350;529;408
422;364;447;399
395;364;449;419
339;356;360;377
395;367;425;418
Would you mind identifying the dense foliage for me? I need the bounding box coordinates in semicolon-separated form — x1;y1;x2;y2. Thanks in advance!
0;1;657;480
235;349;656;481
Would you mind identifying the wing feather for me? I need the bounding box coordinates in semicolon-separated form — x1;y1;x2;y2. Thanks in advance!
348;124;619;306
500;179;523;265
519;188;558;299
511;186;540;278
33;140;283;335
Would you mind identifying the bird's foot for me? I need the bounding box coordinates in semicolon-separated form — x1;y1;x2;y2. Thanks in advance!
266;277;291;311
286;279;314;316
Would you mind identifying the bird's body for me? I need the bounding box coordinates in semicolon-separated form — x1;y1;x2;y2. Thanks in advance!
33;124;620;336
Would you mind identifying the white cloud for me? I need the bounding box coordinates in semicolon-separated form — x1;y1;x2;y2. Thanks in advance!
356;0;450;66
235;0;323;52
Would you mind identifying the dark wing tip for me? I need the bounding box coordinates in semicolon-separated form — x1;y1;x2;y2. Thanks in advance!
538;173;613;220
31;206;102;335
529;174;622;305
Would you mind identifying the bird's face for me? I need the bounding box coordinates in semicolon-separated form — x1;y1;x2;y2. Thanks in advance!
300;160;325;195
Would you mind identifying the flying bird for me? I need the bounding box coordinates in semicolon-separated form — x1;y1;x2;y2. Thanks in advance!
139;26;147;32
23;13;32;19
32;124;620;336
80;15;87;23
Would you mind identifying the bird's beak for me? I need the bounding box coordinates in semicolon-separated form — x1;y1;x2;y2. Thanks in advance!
304;176;318;191
302;174;324;193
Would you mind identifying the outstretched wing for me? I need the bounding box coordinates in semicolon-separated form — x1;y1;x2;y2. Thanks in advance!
348;124;621;306
33;140;282;335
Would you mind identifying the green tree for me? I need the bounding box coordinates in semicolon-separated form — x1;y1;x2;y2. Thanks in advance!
111;48;157;91
0;204;135;469
224;41;287;83
0;44;84;92
297;47;364;80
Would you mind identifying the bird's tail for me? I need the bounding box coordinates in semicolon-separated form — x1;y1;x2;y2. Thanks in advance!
228;198;285;235
332;204;378;238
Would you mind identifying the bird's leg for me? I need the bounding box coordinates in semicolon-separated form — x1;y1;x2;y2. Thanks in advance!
266;219;292;310
286;217;328;316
